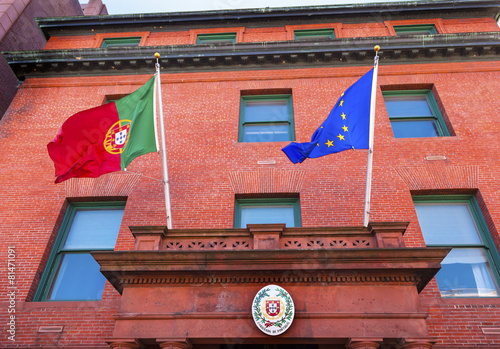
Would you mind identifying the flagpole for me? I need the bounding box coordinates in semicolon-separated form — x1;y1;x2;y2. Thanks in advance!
154;53;173;229
363;46;380;227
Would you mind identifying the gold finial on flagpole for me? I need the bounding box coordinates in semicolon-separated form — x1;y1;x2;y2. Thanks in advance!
155;52;160;65
374;45;380;56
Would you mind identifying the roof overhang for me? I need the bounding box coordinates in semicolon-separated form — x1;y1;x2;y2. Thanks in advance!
3;32;500;79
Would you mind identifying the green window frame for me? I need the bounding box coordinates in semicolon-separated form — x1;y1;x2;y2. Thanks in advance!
35;202;125;301
239;95;295;143
196;33;237;44
383;90;450;138
235;198;301;228
294;29;335;40
394;25;437;35
413;195;500;298
101;37;141;48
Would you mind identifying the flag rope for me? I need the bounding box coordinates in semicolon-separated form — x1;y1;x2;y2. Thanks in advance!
122;170;162;182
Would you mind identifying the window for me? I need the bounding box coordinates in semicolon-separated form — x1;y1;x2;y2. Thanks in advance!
383;90;449;138
101;37;141;47
414;196;500;297
239;95;294;142
35;202;125;301
196;33;237;44
294;29;335;40
235;198;301;228
394;25;437;35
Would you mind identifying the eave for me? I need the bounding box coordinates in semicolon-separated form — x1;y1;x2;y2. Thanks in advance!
4;32;500;80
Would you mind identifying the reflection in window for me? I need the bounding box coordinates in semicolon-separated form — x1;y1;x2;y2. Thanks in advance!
414;198;500;297
36;203;125;301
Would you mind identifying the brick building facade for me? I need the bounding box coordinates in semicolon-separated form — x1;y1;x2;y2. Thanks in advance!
1;1;500;348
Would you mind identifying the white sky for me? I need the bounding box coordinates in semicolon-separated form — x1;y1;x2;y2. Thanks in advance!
99;0;413;15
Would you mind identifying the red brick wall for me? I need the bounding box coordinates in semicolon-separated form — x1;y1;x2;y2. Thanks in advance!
443;18;500;33
342;23;389;37
147;31;190;46
243;27;288;42
1;59;499;347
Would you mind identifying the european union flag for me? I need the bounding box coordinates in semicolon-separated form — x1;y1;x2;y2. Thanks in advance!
282;68;374;164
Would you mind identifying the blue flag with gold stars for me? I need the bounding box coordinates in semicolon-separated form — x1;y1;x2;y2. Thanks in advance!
282;68;374;164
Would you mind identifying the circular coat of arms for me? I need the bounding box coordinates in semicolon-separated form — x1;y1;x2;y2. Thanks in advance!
252;285;294;336
103;119;132;154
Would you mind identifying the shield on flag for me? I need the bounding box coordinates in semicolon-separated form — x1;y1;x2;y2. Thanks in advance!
110;123;130;150
265;299;280;317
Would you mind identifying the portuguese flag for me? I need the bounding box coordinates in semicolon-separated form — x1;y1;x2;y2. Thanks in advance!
47;76;158;183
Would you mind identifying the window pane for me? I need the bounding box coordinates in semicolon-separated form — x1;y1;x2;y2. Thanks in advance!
102;37;141;47
240;205;295;228
244;124;289;142
414;203;482;245
390;119;438;138
199;38;234;44
48;253;106;300
295;29;334;40
197;33;236;44
244;100;289;122
63;209;124;250
436;248;500;297
396;29;434;35
384;95;433;117
395;25;436;35
295;34;331;40
400;30;433;35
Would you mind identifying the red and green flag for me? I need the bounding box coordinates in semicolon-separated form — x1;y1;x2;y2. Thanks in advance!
47;76;158;183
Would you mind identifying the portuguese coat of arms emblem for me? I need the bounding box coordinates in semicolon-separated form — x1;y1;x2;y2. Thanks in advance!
103;119;132;154
252;285;294;336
